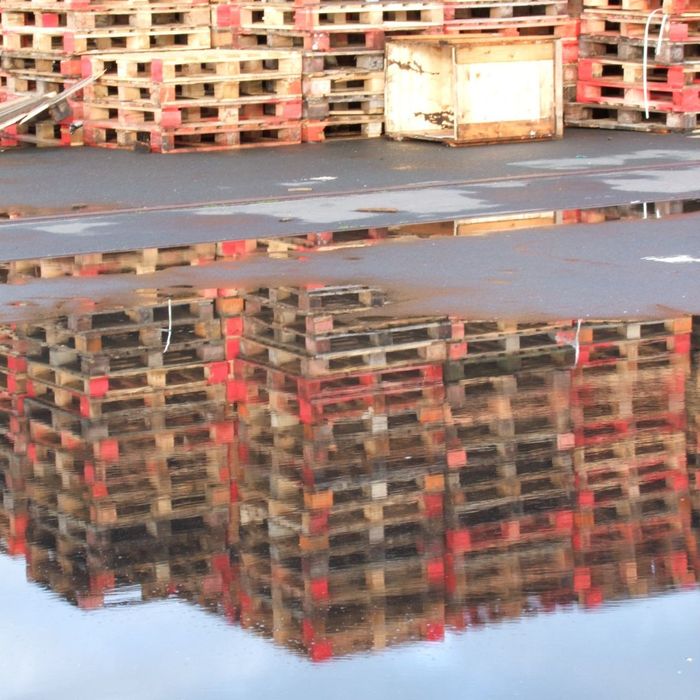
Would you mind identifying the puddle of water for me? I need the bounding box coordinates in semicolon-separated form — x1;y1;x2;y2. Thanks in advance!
2;209;700;698
0;266;699;698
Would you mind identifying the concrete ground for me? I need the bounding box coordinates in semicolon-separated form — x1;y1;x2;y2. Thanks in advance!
1;128;700;319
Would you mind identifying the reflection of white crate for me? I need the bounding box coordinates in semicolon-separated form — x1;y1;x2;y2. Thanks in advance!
385;35;563;145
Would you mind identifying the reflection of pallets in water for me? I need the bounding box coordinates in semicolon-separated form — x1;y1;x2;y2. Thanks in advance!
256;227;389;254
239;434;447;490
444;346;574;382
8;243;219;280
577;334;690;367
18;295;215;341
572;547;694;606
267;470;443;520
446;508;575;553
446;467;572;506
573;432;687;473
575;487;689;529
243;311;452;355
574;412;685;447
240;417;447;466
25;394;232;442
577;469;688;506
572;510;693;551
27;360;232;402
446;537;573;597
28;413;234;462
236;357;443;401
80;484;231;527
267;515;443;560
246;284;386;313
27;332;224;378
446;589;576;629
30;380;228;421
257;383;447;427
268;557;445;606
240;336;447;377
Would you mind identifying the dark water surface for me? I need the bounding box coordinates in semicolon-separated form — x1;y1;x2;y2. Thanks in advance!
1;216;700;699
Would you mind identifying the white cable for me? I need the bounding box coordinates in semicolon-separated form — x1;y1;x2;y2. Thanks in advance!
162;298;173;353
643;201;648;219
643;9;667;119
574;319;582;367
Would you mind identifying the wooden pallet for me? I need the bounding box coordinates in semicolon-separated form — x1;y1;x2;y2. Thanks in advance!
234;1;444;33
301;115;383;140
580;9;700;41
579;33;700;64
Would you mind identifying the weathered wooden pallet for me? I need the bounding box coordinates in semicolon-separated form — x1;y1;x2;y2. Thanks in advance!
0;119;82;147
577;77;700;111
580;9;700;41
1;25;211;55
84;120;302;152
84;48;301;98
582;0;700;14
234;1;444;32
217;27;390;51
0;3;211;31
579;33;700;65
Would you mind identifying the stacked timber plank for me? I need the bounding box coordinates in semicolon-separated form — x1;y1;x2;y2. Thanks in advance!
234;284;450;658
571;318;696;605
567;0;700;131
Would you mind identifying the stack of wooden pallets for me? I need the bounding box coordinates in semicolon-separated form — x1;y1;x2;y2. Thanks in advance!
0;0;586;149
81;48;303;152
0;0;211;146
566;0;700;131
209;0;440;141
571;318;696;606
234;283;450;658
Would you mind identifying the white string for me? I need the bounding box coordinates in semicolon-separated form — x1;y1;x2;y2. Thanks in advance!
643;9;667;119
162;298;173;353
573;319;582;366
